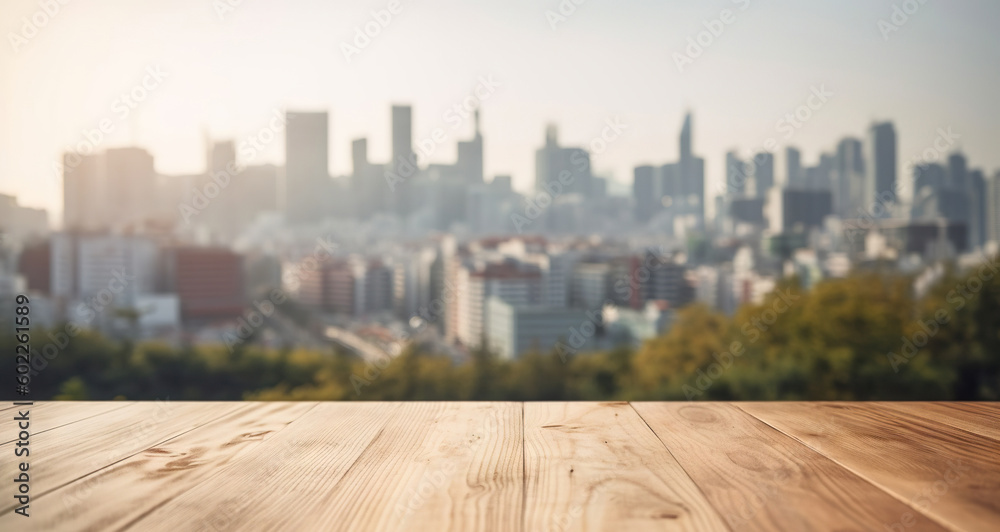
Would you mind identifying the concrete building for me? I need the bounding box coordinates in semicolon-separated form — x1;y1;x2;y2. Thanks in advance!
285;111;330;223
484;297;595;359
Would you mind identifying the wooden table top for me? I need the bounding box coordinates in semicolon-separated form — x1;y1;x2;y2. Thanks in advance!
1;401;998;531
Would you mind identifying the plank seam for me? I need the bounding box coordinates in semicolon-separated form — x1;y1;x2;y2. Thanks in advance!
628;401;735;532
0;403;254;514
733;404;957;532
0;402;137;446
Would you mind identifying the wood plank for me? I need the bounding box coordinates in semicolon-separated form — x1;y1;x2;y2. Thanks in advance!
2;402;317;532
286;401;523;532
523;401;727;531
130;402;401;532
0;401;245;515
881;402;1000;441
0;401;132;445
632;402;948;531
740;402;1000;532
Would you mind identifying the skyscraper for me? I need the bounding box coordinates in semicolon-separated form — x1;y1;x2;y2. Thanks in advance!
390;105;418;218
725;151;747;197
105;147;157;229
456;110;484;186
752;152;774;198
969;169;987;249
63;152;105;231
534;125;593;199
676;113;705;228
834;138;864;216
633;165;659;223
988;171;1000;246
863;122;897;213
786;146;802;188
284;111;330;223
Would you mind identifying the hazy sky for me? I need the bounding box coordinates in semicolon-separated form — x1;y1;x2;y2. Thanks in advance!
2;0;999;224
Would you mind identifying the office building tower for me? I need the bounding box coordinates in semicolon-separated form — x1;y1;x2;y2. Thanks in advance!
285;111;330;223
105;147;157;228
390;105;418;218
456;110;484;186
535;125;594;199
633;165;659;223
834;138;864;217
947;152;967;191
786;147;802;188
988;171;1000;246
726;151;747;196
676;113;705;228
969;169;987;249
63;153;105;231
863;122;898;211
767;188;833;232
752;152;774;198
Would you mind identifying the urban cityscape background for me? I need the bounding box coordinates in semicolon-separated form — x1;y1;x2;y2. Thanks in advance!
1;0;998;400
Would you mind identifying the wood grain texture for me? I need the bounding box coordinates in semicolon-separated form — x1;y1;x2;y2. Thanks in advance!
0;401;131;445
292;402;524;532
881;402;1000;441
522;401;728;532
0;401;244;515
135;402;401;532
4;402;317;532
3;401;998;531
740;402;1000;532
632;402;949;531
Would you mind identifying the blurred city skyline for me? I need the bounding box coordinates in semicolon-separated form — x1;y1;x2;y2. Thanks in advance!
3;0;1000;223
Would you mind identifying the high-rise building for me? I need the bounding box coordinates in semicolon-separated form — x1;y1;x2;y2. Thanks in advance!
391;105;417;218
105;147;157;228
988;171;1000;246
164;247;245;323
456;110;484;186
63;152;105;231
969;169;987;249
786;146;802;188
752;152;774;198
535;125;594;199
633;165;659;223
863;122;897;212
834;138;864;217
947;152;967;191
767;188;833;232
285;111;330;223
726;151;747;197
676;113;705;229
